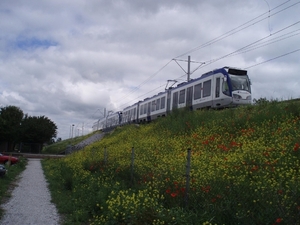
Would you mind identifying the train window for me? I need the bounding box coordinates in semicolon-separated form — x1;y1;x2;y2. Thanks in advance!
144;104;147;114
156;98;160;110
179;89;185;104
161;96;166;109
215;77;220;98
222;80;230;96
133;108;136;117
148;102;151;113
152;100;156;112
173;92;178;109
186;86;193;106
203;80;211;97
140;105;143;115
194;83;202;100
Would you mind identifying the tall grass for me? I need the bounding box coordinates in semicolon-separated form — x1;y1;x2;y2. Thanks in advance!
43;100;300;225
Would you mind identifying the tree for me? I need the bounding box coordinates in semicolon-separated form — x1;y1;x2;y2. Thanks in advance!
0;106;24;151
20;115;57;153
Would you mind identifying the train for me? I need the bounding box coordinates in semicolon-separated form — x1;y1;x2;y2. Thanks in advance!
92;66;252;131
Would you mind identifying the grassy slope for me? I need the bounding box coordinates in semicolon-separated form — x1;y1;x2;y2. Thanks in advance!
43;100;300;225
42;131;101;154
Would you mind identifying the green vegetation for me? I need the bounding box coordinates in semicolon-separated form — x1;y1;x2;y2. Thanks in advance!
0;105;57;152
42;131;101;154
0;157;27;219
43;100;300;225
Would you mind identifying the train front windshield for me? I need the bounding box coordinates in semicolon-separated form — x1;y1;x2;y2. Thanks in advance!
229;74;251;92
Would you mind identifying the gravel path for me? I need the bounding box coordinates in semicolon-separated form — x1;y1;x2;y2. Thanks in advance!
0;159;61;225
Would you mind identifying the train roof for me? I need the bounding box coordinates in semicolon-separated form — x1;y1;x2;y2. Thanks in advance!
172;66;248;89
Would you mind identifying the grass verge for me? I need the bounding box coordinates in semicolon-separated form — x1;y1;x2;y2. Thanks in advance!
0;157;27;219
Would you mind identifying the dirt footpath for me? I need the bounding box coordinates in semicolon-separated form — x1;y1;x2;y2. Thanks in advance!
0;159;61;225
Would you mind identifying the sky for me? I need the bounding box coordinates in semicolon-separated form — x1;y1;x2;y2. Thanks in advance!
0;0;300;140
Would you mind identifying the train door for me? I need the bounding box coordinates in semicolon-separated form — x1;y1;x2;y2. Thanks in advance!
213;76;222;107
215;77;220;98
166;89;172;114
172;91;178;110
186;86;193;110
147;102;151;121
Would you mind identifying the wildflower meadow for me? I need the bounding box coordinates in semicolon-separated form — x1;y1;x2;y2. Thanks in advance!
42;100;300;225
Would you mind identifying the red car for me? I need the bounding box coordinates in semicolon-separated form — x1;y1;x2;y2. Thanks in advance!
0;153;19;165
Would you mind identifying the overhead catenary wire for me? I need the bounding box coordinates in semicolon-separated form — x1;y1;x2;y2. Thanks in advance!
201;20;300;68
175;0;298;58
245;48;300;69
113;1;296;109
98;0;299;118
114;59;173;103
226;29;300;58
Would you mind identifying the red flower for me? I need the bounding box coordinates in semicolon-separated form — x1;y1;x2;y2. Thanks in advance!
251;165;259;172
201;185;211;193
171;192;177;198
166;188;171;194
275;218;282;223
202;140;209;145
218;144;229;151
180;187;186;193
294;143;299;151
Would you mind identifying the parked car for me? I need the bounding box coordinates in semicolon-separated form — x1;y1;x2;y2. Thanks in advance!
0;164;7;176
0;153;19;165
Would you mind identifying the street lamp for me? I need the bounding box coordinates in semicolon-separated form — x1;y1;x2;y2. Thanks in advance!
72;124;74;138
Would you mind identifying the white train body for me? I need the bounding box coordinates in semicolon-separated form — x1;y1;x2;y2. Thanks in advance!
122;103;139;124
93;67;251;130
138;91;168;123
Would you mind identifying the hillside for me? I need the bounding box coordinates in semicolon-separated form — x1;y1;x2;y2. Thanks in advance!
43;100;300;225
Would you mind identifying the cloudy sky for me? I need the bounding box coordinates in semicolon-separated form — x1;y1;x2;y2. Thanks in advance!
1;0;299;140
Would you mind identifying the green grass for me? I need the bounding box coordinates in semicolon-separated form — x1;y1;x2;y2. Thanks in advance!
42;131;101;154
0;157;27;219
42;99;300;225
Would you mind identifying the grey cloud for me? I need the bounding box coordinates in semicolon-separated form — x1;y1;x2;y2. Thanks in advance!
0;0;299;139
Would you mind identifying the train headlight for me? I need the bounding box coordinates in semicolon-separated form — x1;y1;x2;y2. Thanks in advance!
233;94;242;99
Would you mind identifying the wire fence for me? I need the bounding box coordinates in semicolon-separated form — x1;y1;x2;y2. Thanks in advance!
88;146;300;224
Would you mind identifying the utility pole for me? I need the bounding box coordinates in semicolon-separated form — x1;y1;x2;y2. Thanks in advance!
172;56;205;82
187;55;191;82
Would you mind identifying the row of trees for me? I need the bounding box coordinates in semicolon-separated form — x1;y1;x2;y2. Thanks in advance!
0;105;57;152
